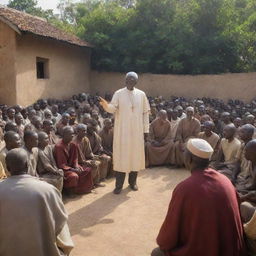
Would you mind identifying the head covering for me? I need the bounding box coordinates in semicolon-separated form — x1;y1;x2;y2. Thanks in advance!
126;71;138;80
187;138;213;159
186;106;194;112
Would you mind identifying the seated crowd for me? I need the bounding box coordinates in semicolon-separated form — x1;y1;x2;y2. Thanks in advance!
1;93;256;255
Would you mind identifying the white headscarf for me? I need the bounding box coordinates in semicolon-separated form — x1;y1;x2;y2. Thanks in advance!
126;71;138;81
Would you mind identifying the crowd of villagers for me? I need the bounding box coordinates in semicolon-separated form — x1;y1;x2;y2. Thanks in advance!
1;92;256;254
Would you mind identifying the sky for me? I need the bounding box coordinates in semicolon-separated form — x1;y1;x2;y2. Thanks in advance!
0;0;81;13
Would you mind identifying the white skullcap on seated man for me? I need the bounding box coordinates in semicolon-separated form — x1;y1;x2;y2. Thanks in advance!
186;138;213;159
152;139;246;256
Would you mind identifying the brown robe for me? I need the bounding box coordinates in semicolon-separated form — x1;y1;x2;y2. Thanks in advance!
37;145;64;191
174;117;201;166
73;136;101;185
87;132;111;180
235;143;255;193
23;146;38;177
146;118;174;166
99;128;113;155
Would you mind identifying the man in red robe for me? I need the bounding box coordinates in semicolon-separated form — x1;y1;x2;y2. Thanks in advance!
54;126;93;194
152;138;247;256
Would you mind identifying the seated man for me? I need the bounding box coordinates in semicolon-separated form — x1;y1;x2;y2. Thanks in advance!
146;110;174;167
23;130;39;177
73;124;104;188
37;132;64;191
99;118;113;157
54;126;93;194
198;121;220;160
56;113;70;136
99;118;114;177
42;119;59;145
152;138;246;256
239;140;256;255
86;120;111;181
0;148;73;256
232;124;255;192
212;123;241;172
174;107;201;167
0;131;22;179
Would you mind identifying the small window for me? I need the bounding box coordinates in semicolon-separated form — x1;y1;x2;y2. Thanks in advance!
36;57;49;79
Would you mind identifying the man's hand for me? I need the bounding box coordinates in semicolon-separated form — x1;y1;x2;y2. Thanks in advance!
99;97;108;109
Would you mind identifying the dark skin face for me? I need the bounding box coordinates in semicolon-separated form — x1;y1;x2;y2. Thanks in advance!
34;104;40;111
77;127;87;139
171;110;178;120
158;111;167;124
125;76;137;90
234;118;242;128
63;128;74;144
245;141;256;163
62;114;70;125
51;105;58;114
25;134;39;150
239;127;253;143
15;115;23;125
203;124;214;137
87;124;97;135
40;100;48;110
7;109;15;119
222;113;231;124
38;134;49;149
43;121;54;133
104;120;112;130
223;125;236;140
186;109;194;120
6;133;22;150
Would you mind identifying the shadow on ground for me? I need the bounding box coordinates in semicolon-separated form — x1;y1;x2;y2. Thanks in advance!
68;188;131;236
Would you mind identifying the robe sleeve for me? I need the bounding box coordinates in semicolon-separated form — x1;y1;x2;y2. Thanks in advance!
175;119;183;142
143;93;150;133
57;223;74;256
103;91;119;114
156;184;185;252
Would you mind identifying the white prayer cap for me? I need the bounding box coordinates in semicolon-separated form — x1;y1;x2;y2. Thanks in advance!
126;71;138;80
186;106;194;112
187;138;213;159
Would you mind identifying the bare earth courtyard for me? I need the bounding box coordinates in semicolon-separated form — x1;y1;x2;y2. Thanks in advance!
64;167;189;256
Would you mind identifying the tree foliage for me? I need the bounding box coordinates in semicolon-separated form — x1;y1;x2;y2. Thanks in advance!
7;0;256;74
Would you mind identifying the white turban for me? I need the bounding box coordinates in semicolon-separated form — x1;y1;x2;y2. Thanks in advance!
126;71;138;80
187;138;213;159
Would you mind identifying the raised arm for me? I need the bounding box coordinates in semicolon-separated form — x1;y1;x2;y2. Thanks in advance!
99;92;119;114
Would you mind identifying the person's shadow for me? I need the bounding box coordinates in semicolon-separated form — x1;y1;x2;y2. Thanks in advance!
68;188;130;236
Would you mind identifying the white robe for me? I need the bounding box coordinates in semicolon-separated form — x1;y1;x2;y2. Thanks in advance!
104;87;150;173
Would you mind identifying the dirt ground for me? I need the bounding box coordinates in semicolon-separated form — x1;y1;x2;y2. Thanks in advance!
64;167;189;256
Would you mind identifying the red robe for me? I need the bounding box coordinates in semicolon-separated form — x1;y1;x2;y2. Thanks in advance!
54;140;93;194
157;168;246;256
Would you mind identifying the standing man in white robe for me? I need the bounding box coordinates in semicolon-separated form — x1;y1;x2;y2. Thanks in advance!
100;72;150;194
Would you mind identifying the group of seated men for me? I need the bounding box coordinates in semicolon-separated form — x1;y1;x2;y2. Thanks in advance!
1;93;256;254
0;95;114;195
146;95;256;255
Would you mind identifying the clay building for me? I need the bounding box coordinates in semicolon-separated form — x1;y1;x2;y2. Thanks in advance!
0;6;92;106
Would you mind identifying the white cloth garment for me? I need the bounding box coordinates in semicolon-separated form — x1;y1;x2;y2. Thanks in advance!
104;87;150;173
